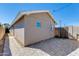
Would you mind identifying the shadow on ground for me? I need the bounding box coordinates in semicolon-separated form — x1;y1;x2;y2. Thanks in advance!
3;34;12;56
28;38;79;56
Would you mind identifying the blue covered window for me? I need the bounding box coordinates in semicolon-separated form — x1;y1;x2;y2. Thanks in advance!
36;20;41;28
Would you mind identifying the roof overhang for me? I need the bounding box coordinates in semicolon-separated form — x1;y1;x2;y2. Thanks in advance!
10;10;56;28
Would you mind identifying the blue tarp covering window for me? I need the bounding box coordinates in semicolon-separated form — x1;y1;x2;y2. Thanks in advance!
36;20;41;28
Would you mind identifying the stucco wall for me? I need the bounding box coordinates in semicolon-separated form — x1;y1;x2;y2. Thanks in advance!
68;26;79;40
13;16;25;45
0;27;5;40
24;13;55;46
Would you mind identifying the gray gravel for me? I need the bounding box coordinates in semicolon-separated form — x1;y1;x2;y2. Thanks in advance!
3;34;79;56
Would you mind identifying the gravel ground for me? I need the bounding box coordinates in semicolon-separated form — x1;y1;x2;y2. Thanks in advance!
3;34;79;56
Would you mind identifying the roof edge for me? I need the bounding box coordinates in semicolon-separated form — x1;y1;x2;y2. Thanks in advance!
10;10;56;28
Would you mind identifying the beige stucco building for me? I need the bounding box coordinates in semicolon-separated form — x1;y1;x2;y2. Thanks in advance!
10;10;56;46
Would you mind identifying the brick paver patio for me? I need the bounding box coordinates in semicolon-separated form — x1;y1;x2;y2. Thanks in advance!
3;34;79;56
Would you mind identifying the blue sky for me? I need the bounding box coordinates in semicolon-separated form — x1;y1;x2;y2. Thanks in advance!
0;3;79;27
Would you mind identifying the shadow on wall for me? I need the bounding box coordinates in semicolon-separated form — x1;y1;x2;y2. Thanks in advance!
28;37;79;56
3;34;12;56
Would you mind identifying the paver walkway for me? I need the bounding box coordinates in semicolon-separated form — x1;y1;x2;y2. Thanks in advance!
3;34;79;56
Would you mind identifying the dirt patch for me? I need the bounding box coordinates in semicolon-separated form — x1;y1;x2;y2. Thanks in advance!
0;38;5;56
